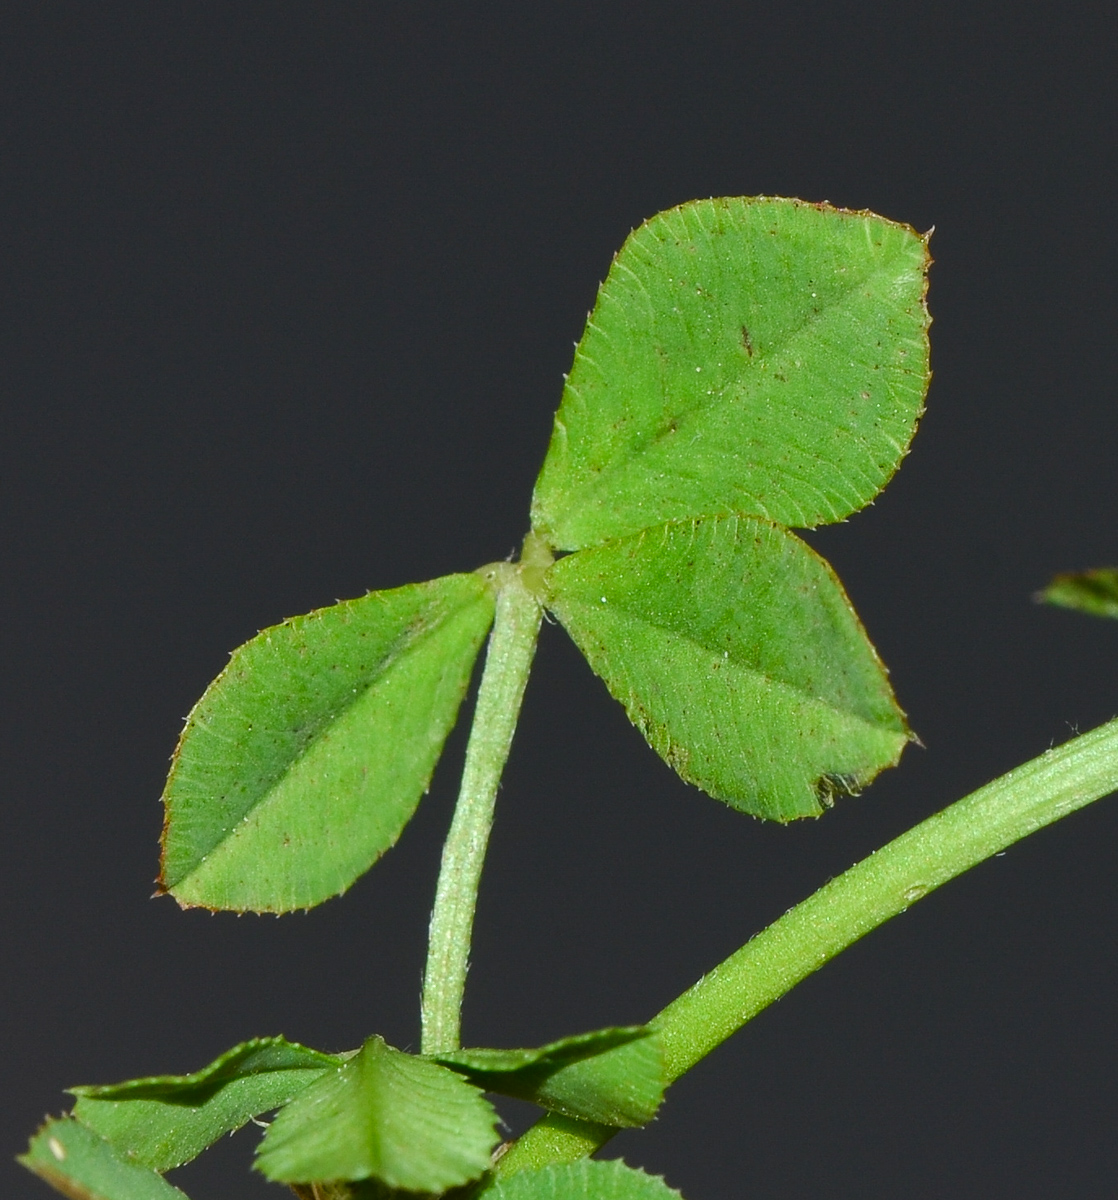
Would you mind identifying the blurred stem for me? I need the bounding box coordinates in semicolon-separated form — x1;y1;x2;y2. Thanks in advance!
498;716;1118;1174
421;552;545;1055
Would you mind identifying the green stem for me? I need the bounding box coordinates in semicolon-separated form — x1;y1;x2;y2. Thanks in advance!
421;565;543;1055
498;716;1118;1173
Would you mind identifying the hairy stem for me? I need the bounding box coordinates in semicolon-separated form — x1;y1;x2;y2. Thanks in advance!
421;564;543;1055
498;716;1118;1173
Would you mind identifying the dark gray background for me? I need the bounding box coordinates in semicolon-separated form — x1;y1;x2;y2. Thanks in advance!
4;4;1118;1197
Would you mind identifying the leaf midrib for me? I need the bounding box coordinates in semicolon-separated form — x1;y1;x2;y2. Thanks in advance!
169;600;467;879
554;592;896;735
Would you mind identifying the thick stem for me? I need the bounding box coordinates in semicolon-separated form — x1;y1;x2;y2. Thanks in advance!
498;716;1118;1174
421;566;543;1055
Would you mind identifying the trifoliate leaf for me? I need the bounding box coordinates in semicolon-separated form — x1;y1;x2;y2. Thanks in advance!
19;1117;190;1200
160;572;495;912
532;197;929;550
546;514;908;820
70;1037;339;1172
255;1036;499;1192
434;1026;664;1126
487;1160;684;1200
1039;568;1118;620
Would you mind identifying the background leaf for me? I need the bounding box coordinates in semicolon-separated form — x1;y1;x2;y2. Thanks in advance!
1038;568;1118;620
160;573;494;912
485;1160;684;1200
71;1037;339;1172
434;1026;646;1075
546;514;909;820
255;1036;499;1191
19;1118;190;1200
531;197;929;550
516;1036;664;1128
435;1027;664;1126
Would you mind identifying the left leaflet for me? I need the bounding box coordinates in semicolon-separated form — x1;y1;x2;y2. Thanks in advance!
160;571;496;912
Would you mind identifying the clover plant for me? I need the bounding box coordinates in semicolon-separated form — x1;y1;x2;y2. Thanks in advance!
20;197;1118;1200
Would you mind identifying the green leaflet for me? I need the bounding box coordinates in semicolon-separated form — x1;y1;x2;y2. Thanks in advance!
485;1160;684;1200
70;1037;339;1172
160;572;495;912
434;1026;665;1127
517;1037;663;1128
1039;568;1118;620
19;1118;190;1200
531;197;929;550
546;515;909;821
434;1026;646;1075
255;1036;500;1192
